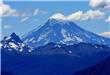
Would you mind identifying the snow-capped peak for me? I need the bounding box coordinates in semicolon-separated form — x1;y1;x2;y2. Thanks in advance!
50;13;67;20
23;15;110;47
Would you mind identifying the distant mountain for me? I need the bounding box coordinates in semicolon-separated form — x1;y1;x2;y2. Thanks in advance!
0;33;34;53
1;32;110;55
34;42;110;56
74;56;110;75
22;18;110;47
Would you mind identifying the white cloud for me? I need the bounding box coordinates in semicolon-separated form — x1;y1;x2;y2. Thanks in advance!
67;11;83;21
50;13;67;20
33;9;47;16
0;3;31;17
106;16;110;24
33;9;39;15
69;10;104;21
21;17;29;22
3;25;12;29
39;10;47;15
100;32;110;38
50;10;104;21
89;0;110;10
89;0;104;8
0;3;47;17
0;3;18;17
89;0;110;24
82;10;104;20
0;0;3;3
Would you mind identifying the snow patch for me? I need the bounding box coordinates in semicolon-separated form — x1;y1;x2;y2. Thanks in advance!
74;36;83;42
24;39;28;43
32;40;36;43
8;49;12;51
19;48;23;52
37;30;52;42
68;50;72;54
101;39;105;42
100;47;103;49
54;44;61;48
28;49;32;52
94;45;98;48
61;28;75;42
29;38;34;42
19;43;25;47
9;42;18;49
5;36;11;40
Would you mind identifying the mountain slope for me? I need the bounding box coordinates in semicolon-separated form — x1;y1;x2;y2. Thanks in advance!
22;18;110;47
34;42;110;56
1;42;110;75
0;33;34;53
1;32;110;75
74;56;110;75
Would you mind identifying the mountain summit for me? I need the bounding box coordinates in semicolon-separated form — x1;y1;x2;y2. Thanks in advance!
22;18;110;47
50;13;67;20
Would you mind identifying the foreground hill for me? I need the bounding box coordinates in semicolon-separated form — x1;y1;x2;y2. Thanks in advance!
74;56;110;75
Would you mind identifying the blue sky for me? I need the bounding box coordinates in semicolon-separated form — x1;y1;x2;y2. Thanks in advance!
1;0;110;38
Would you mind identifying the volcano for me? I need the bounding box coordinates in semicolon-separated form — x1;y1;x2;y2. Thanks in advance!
22;14;110;47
